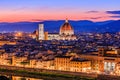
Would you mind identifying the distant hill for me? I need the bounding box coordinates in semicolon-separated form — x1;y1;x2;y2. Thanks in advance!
0;20;120;33
100;20;120;32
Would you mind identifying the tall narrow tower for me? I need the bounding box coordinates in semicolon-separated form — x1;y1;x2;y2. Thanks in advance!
38;24;44;40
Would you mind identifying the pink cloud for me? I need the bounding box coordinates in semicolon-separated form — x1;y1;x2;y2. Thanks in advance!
0;10;120;22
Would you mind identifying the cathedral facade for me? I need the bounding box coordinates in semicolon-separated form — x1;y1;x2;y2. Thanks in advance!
33;19;77;40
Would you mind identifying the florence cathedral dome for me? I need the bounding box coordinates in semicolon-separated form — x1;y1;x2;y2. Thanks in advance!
59;19;74;35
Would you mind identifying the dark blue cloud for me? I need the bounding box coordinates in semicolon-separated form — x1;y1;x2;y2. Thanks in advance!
86;11;99;13
106;10;120;14
109;16;120;18
90;17;102;19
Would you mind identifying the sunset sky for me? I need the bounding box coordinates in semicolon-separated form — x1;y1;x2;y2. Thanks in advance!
0;0;120;22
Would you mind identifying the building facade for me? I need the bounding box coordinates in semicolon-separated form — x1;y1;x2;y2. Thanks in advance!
79;48;120;74
38;24;44;40
54;56;91;72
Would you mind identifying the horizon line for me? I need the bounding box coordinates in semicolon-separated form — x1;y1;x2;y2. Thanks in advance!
0;19;119;23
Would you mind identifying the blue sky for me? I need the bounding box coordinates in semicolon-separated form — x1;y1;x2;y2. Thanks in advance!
0;0;120;22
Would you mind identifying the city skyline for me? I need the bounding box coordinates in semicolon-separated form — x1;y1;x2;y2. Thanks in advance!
0;1;120;79
0;0;120;22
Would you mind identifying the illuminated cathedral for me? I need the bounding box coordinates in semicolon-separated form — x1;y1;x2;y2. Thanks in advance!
32;19;77;40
